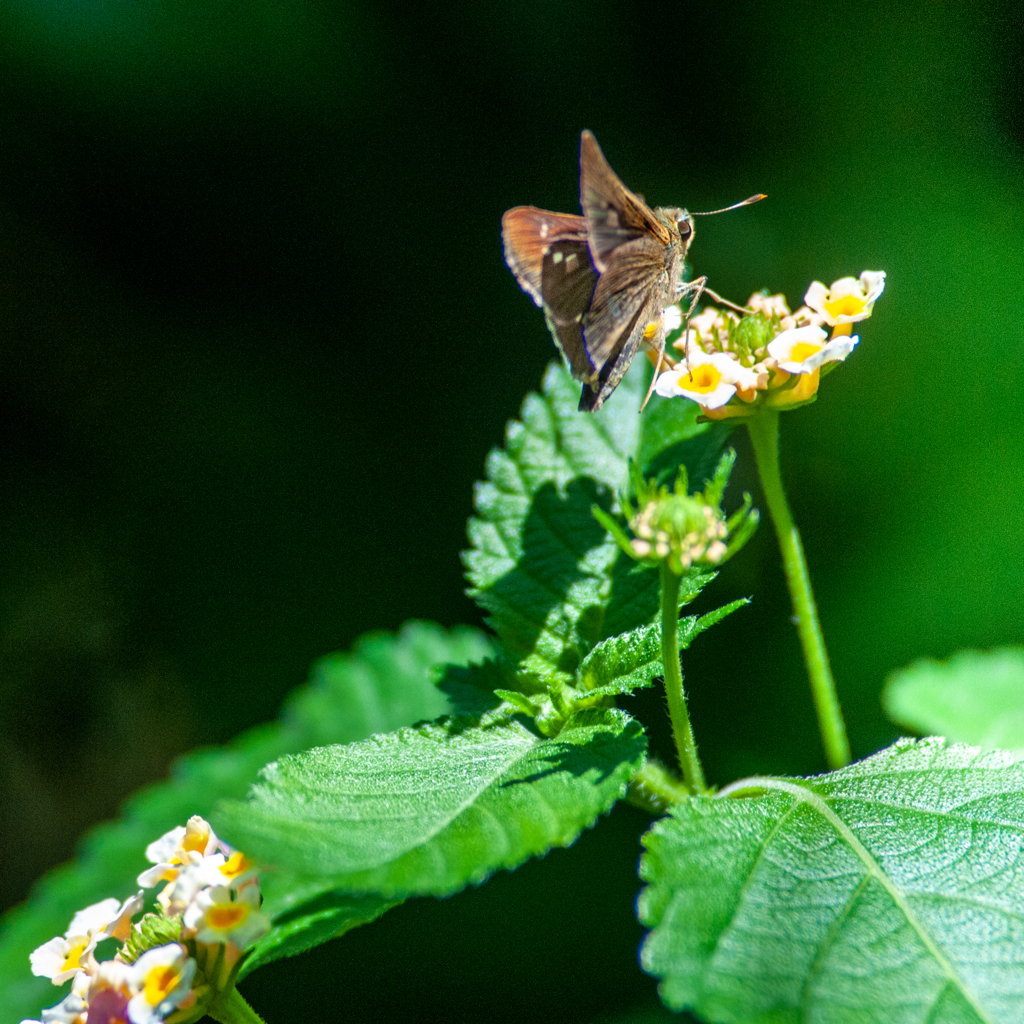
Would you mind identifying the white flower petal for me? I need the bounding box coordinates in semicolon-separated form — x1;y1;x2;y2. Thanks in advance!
800;334;858;369
30;937;72;981
66;899;122;940
662;305;683;331
144;827;186;867
860;269;886;303
126;945;195;1024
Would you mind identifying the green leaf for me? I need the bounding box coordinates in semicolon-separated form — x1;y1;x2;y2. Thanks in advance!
636;393;734;489
580;601;749;698
215;707;647;899
434;656;535;717
463;360;730;685
238;891;398;980
639;737;1024;1024
0;622;490;1024
884;648;1024;751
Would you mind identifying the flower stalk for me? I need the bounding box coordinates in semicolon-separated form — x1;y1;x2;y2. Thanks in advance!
660;562;708;793
208;987;268;1024
746;409;851;769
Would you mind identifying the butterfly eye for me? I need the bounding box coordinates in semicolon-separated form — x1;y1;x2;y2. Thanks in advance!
677;218;694;240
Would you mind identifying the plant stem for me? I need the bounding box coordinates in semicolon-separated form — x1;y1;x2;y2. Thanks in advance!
746;409;851;769
627;760;691;813
208;987;268;1024
660;562;707;793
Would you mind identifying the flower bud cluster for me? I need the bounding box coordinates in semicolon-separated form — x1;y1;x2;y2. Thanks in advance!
653;271;885;419
595;453;758;578
24;816;269;1024
628;494;728;570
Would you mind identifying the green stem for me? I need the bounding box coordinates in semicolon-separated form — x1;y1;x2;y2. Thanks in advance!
746;409;851;769
627;759;691;813
660;562;707;793
207;986;268;1024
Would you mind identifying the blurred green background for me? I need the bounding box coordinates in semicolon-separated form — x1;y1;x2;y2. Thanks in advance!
1;0;1022;1020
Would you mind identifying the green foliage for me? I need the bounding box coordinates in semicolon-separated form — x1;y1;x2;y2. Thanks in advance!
463;361;731;688
579;602;749;699
0;622;489;1024
884;648;1024;751
639;737;1024;1023
214;707;646;898
239;892;398;980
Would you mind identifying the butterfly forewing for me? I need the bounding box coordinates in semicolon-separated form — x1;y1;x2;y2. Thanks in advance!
578;297;655;412
579;130;672;271
502;131;702;412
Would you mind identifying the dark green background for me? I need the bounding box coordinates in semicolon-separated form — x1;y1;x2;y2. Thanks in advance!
2;2;1022;1020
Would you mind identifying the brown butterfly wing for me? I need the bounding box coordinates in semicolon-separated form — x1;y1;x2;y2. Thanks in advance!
501;207;588;305
577;249;667;411
502;206;598;381
579;130;671;272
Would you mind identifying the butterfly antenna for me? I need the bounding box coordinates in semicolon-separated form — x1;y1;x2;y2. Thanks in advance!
690;194;766;217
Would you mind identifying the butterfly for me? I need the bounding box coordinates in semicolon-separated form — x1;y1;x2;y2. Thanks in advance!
502;131;762;412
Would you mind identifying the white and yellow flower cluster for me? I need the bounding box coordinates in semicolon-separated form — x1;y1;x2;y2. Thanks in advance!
654;271;885;419
24;816;269;1024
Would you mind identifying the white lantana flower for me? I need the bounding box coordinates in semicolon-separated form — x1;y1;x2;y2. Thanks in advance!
125;944;196;1024
745;292;791;318
779;304;827;331
183;884;270;948
643;303;684;343
138;815;224;889
31;893;143;984
767;325;858;374
804;270;886;325
155;860;210;918
655;352;746;409
199;850;259;890
34;990;87;1024
685;306;735;343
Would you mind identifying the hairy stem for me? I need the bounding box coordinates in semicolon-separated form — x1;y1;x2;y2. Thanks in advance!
627;759;692;813
746;409;851;768
208;987;268;1024
660;562;707;793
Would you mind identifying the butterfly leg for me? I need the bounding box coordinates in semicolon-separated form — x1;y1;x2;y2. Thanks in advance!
702;286;754;316
638;276;709;412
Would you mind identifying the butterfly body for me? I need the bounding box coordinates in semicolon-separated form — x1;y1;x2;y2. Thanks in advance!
503;131;696;412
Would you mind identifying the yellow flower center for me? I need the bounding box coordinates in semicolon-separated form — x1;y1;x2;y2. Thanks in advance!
208;902;249;932
686;364;722;394
824;293;866;318
62;942;87;973
181;828;209;854
643;321;658;339
221;852;252;879
789;342;822;364
144;964;181;1005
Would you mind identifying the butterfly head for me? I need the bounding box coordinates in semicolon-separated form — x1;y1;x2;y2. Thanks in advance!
654;206;695;257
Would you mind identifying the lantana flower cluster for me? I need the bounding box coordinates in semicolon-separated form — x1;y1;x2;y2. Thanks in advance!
24;816;270;1024
654;271;886;419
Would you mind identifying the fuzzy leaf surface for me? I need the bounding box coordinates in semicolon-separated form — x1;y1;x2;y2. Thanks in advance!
0;622;490;1022
215;708;646;898
885;648;1024;751
463;360;730;684
579;600;749;697
639;737;1024;1024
